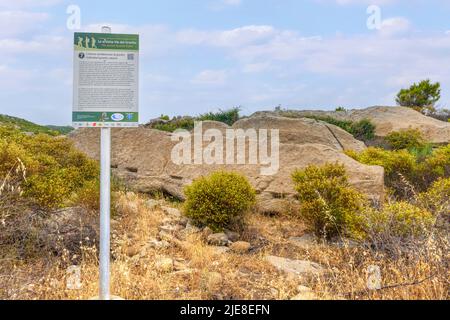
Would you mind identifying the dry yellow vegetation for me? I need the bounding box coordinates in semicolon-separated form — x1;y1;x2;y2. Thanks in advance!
1;192;447;300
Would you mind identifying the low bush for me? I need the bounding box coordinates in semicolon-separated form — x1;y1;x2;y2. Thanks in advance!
385;129;426;151
305;116;376;142
418;178;450;220
153;117;195;132
421;144;450;180
183;171;256;232
364;202;435;244
350;119;376;141
291;163;366;240
346;147;418;197
151;108;242;132
197;107;241;126
0;126;100;209
346;144;450;198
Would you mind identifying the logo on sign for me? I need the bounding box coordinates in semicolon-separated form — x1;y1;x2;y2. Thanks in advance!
111;113;125;122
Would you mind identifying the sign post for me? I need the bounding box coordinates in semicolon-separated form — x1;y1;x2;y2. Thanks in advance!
72;27;139;300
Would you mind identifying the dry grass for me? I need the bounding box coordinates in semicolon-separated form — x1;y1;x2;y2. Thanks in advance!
0;192;448;300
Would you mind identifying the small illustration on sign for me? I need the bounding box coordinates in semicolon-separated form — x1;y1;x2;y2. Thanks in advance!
111;113;125;122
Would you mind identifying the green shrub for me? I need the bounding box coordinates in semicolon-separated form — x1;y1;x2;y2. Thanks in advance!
152;108;241;133
364;202;434;240
305;115;353;132
183;171;256;232
0;126;100;209
73;179;101;211
385;129;426;151
409;143;434;161
291;163;366;240
346;144;450;198
24;168;73;208
418;178;450;219
153;117;195;132
351;119;376;141
305;116;376;141
335;107;346;112
346;147;418;197
422;144;450;179
197;107;241;126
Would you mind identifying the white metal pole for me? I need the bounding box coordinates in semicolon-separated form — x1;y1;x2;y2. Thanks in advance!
99;25;112;301
99;127;111;300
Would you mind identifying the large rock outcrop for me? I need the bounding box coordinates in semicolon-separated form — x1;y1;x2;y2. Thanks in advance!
69;116;384;214
254;106;450;144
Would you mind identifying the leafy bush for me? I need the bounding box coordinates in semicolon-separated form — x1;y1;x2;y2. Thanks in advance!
385;129;426;151
364;202;434;241
346;147;418;197
350;119;376;141
347;144;450;198
153;117;195;132
408;144;434;161
335;106;346;112
183;171;256;232
305;116;376;142
291;163;366;240
0;126;100;209
418;178;450;220
198;107;241;126
396;79;441;112
151;108;241;132
422;144;450;179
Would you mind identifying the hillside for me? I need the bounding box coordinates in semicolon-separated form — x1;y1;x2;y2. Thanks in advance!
0;114;73;135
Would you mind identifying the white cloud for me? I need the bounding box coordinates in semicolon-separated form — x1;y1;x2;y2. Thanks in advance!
0;10;49;36
223;0;242;6
0;35;67;55
209;0;243;11
316;0;398;5
177;25;276;47
0;0;62;9
379;17;411;37
174;23;450;108
192;69;229;85
82;23;176;57
243;62;271;73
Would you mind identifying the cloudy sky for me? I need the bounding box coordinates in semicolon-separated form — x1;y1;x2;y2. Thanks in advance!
1;0;450;125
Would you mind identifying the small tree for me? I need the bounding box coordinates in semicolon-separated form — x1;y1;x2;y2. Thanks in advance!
396;80;441;113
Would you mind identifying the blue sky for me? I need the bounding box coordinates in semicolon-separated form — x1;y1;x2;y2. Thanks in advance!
1;0;450;125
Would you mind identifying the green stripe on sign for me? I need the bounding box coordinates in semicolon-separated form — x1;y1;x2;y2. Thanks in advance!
72;112;139;123
74;33;139;51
